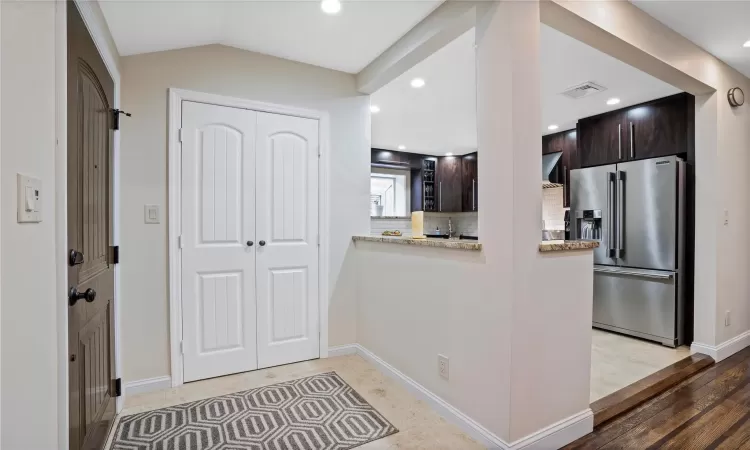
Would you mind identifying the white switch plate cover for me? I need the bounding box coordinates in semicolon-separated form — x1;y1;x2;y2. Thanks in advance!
17;173;42;223
144;204;160;224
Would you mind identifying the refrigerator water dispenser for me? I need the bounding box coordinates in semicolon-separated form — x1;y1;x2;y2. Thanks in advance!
575;209;602;241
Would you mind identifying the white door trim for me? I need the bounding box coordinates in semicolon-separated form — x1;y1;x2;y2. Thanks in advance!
168;88;331;387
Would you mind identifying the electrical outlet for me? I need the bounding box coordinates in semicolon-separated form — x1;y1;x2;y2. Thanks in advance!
725;310;731;327
438;354;449;380
724;210;729;226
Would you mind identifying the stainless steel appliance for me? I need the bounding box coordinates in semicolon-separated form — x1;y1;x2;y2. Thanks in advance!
570;156;685;347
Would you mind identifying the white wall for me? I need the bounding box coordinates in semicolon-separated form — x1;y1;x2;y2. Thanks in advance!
1;2;59;448
119;44;370;382
355;242;513;441
545;0;750;354
357;4;594;446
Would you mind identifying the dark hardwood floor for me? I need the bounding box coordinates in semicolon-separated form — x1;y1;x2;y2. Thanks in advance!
591;353;714;426
566;346;750;449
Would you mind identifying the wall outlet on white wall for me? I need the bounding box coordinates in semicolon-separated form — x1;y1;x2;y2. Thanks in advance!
438;354;449;380
725;310;731;327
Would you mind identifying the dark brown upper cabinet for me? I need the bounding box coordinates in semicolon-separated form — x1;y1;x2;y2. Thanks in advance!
461;153;478;212
371;148;416;168
437;156;462;212
542;130;577;207
542;132;565;155
625;94;689;161
577;110;627;168
577;93;693;168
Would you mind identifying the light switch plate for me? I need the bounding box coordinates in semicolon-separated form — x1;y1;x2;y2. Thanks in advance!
17;173;42;223
144;204;160;224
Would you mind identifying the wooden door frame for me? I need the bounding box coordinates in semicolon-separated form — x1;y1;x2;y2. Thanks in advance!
56;2;123;448
167;88;331;388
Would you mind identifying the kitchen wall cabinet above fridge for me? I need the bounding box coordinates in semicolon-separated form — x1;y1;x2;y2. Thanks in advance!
371;149;477;213
577;93;694;168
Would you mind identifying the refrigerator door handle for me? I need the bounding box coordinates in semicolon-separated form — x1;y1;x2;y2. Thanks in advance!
617;170;626;258
607;172;616;257
594;266;673;280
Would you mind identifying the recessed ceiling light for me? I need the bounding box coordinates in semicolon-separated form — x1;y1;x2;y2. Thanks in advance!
370;105;380;113
548;124;559;131
321;0;341;15
398;145;406;150
607;97;621;106
445;152;454;156
410;78;426;88
744;40;750;48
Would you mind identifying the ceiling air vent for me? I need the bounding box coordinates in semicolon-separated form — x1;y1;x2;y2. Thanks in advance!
560;82;607;100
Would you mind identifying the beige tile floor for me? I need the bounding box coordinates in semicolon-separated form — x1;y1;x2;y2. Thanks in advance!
590;328;691;402
106;354;482;450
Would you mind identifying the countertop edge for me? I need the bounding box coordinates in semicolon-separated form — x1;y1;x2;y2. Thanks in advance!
353;235;482;251
538;240;600;252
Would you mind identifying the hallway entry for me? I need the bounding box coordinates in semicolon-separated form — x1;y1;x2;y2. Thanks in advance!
180;101;320;383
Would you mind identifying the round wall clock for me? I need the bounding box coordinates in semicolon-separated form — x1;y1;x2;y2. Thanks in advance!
728;87;744;107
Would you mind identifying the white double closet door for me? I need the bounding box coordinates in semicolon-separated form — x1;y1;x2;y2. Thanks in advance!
181;101;319;383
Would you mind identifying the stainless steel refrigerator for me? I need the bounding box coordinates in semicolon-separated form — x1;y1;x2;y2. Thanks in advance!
570;155;685;347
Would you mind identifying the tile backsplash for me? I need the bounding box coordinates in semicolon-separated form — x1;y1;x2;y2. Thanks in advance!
370;212;479;237
542;186;565;230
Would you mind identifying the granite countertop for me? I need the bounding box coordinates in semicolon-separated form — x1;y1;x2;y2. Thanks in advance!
370;216;411;220
353;235;482;251
538;240;600;252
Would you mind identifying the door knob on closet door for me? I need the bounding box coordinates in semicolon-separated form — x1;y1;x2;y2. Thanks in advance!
246;241;253;247
259;240;266;246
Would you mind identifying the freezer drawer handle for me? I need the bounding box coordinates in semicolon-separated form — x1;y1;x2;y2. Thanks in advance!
594;267;673;280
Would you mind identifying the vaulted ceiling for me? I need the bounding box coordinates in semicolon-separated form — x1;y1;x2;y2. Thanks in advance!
99;0;440;73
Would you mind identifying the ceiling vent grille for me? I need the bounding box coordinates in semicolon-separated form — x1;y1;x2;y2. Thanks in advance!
560;81;607;99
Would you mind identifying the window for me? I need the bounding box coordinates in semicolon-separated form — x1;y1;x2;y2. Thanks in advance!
370;168;409;216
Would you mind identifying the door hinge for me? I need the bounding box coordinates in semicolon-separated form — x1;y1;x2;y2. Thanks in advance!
178;235;184;249
114;378;122;397
110;109;131;131
111;246;120;264
178;128;184;143
317;235;320;247
180;341;184;354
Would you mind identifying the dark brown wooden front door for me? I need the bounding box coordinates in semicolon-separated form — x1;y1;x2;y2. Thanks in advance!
67;2;116;449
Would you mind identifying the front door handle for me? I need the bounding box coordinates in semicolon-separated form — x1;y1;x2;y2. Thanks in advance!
69;287;96;306
259;240;266;246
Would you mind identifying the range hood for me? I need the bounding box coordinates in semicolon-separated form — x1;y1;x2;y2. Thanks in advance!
542;151;563;183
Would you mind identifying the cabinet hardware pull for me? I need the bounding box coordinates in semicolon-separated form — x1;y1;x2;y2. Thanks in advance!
630;122;634;158
472;179;476;211
618;124;622;160
439;182;442;211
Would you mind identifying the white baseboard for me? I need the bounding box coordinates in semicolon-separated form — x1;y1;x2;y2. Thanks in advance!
124;376;172;396
332;344;592;449
692;330;750;362
328;344;359;357
508;409;593;450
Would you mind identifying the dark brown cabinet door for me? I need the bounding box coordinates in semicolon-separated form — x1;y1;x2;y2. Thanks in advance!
625;94;688;161
371;148;412;167
461;153;478;212
578;111;626;168
437;156;462;212
562;130;577;207
68;3;117;450
542;133;565;155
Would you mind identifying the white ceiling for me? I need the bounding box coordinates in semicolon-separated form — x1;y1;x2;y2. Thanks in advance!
632;0;750;79
371;24;680;155
99;0;440;73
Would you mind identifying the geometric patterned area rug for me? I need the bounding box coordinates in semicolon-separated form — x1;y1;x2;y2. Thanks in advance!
110;372;398;450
